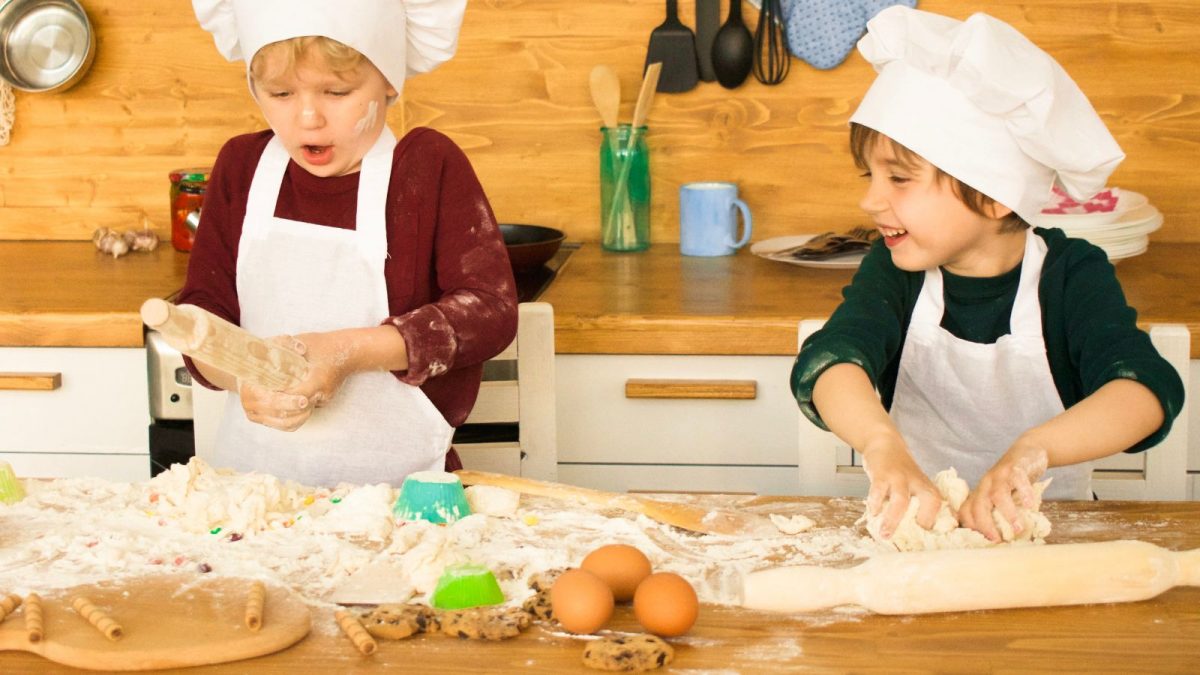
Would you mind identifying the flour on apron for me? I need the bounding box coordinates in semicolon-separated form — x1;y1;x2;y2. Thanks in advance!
213;127;452;486
890;229;1091;499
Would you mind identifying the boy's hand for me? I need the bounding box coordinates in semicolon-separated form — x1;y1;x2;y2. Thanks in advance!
284;331;354;409
959;441;1048;542
238;377;311;432
861;441;944;539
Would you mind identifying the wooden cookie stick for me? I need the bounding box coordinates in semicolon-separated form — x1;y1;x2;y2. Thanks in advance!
0;593;21;622
72;596;123;641
245;581;265;632
334;610;377;655
25;593;43;643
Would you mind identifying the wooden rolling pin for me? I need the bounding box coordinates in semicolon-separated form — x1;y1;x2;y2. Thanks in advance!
140;299;308;391
742;540;1200;615
455;470;778;537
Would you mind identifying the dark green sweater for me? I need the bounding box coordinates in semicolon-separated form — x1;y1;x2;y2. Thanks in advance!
791;228;1184;452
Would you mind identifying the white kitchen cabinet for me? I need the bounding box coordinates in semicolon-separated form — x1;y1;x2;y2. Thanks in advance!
556;354;801;495
0;347;150;481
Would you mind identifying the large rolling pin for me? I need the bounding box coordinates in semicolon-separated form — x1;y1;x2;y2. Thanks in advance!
140;298;308;391
743;540;1199;615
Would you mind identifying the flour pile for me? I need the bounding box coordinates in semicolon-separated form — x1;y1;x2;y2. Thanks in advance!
0;459;885;609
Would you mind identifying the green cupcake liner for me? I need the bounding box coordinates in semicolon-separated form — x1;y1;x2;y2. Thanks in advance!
431;563;505;610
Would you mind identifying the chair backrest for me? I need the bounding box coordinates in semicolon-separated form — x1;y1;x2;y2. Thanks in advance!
796;319;1192;501
456;302;558;480
195;302;558;481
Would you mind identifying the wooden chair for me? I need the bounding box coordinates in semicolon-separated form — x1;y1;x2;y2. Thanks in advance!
455;302;558;481
795;319;1193;500
193;302;558;481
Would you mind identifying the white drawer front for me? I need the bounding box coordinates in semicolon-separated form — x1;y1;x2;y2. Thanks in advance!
0;347;149;455
556;354;798;465
0;452;150;481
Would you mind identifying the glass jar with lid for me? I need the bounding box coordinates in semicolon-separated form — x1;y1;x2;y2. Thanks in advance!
169;167;210;252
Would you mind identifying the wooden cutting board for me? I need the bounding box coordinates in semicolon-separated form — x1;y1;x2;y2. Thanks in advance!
0;575;310;671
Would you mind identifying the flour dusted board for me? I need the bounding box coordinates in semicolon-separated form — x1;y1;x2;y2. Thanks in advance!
0;576;310;671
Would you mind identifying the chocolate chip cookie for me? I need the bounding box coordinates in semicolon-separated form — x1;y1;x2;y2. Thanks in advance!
582;634;675;672
438;606;530;640
359;603;436;640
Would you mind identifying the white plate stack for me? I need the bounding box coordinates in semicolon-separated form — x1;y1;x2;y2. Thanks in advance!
1031;188;1162;262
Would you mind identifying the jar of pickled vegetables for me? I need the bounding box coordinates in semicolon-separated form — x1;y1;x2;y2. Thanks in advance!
169;168;210;252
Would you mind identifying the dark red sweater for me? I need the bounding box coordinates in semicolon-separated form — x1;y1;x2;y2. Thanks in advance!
178;127;518;437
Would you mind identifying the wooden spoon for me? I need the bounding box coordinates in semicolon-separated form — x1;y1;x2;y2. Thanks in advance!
455;469;779;538
589;65;621;130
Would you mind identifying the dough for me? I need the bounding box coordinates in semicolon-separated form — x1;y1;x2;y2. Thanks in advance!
769;513;816;535
861;468;1051;552
464;485;520;517
360;603;436;640
438;606;531;640
582;634;674;672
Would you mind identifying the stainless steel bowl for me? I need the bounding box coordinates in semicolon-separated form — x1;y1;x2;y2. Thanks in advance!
0;0;95;93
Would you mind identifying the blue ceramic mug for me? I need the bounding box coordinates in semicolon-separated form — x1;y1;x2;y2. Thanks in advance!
679;182;752;256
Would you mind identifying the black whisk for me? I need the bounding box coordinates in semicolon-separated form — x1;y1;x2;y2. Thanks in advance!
753;0;790;85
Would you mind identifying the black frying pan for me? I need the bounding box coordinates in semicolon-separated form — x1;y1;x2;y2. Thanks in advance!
500;224;565;272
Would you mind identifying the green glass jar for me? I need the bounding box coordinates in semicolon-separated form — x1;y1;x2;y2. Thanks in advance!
599;125;650;252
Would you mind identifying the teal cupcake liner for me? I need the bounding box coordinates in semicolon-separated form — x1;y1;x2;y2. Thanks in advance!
392;471;472;525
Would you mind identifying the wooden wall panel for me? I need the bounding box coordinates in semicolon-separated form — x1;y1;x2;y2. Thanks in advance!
1;0;1197;244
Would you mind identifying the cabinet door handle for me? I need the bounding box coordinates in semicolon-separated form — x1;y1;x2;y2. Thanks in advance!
0;372;62;391
625;379;756;400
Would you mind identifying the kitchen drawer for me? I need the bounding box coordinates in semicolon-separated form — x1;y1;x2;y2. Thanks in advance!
556;354;798;466
0;347;149;460
0;452;149;482
558;463;800;496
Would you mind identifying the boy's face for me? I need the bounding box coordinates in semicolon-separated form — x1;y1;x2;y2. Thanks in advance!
858;137;1021;277
252;50;398;178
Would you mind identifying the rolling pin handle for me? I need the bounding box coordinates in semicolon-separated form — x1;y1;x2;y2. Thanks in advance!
140;298;171;329
1180;548;1200;586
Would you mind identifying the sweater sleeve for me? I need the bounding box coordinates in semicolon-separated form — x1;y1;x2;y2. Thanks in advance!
1056;240;1185;452
790;241;918;430
387;133;518;386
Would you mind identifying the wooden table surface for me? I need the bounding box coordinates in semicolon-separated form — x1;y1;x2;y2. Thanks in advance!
541;242;1200;357
3;498;1198;673
3;240;1198;356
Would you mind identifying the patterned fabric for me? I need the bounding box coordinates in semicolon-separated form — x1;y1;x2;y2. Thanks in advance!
781;0;917;70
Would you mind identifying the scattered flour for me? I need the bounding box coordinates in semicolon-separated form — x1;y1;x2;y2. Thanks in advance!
0;458;883;611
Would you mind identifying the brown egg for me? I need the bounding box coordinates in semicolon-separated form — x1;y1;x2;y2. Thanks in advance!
581;544;653;602
633;572;699;637
550;568;614;634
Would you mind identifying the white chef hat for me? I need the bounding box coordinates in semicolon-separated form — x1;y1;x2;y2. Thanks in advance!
848;7;1124;223
192;0;466;98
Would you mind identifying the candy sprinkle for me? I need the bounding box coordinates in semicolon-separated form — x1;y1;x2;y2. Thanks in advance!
210;527;222;535
331;497;342;504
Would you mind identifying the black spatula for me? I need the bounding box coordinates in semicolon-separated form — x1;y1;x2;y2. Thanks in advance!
644;0;699;93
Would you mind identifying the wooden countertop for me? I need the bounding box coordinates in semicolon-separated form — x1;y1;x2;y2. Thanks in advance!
0;243;191;348
541;242;1200;358
3;240;1198;357
3;498;1197;673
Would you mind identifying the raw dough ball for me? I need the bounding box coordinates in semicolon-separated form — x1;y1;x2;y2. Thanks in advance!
464;485;520;517
769;513;816;535
862;468;1052;552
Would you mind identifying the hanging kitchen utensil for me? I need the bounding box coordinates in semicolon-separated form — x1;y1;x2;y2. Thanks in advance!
753;0;790;85
712;0;754;89
644;0;698;93
694;0;719;82
0;0;97;93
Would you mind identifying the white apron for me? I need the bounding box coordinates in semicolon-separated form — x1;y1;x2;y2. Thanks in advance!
890;229;1091;500
213;128;452;487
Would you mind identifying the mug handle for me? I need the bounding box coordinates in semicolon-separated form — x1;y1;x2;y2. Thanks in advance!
728;198;753;249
